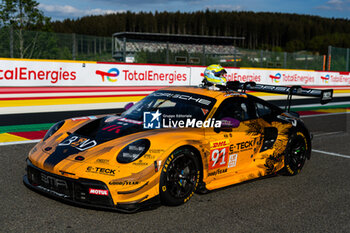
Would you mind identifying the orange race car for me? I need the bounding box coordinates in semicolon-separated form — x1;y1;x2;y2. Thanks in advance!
23;80;333;212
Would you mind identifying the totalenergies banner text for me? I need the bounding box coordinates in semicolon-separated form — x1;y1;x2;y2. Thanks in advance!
0;59;349;87
190;67;350;86
0;59;191;86
94;63;190;86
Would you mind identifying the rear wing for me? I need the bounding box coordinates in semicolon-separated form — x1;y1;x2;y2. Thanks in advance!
226;81;333;111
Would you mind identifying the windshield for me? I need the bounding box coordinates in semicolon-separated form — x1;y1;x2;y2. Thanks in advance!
121;90;216;121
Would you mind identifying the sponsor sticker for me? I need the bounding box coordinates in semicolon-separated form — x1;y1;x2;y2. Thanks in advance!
209;139;230;170
89;188;109;196
109;180;140;185
228;154;238;168
86;166;116;176
59;135;97;151
229;138;258;153
208;168;227;177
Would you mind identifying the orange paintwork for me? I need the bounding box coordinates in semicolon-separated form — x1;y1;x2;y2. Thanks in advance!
27;86;293;206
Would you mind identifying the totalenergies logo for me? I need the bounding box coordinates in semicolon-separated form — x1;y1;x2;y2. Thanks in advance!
321;74;330;83
96;68;120;82
269;73;281;83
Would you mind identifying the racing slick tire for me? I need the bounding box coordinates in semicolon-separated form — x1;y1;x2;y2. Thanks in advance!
282;131;308;176
159;147;200;206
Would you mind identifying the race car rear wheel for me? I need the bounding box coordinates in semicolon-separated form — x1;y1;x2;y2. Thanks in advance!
283;132;308;176
160;148;200;206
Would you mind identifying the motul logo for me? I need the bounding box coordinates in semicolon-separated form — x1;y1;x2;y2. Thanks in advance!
89;188;109;196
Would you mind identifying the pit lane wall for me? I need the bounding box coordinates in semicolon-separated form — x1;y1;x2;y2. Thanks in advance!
0;58;349;115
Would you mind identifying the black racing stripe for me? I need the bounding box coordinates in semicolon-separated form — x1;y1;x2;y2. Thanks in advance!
43;144;80;169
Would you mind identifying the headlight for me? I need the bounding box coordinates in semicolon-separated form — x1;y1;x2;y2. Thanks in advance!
117;139;150;164
43;121;64;141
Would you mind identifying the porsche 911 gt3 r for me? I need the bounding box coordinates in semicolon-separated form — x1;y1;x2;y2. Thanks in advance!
23;81;333;212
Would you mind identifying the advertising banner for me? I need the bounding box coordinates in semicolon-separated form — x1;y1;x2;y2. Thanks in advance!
93;63;191;86
0;58;349;87
0;59;191;86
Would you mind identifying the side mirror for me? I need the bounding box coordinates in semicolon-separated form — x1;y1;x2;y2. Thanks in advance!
124;102;134;111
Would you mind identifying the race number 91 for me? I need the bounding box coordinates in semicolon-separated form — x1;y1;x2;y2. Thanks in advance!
209;146;228;170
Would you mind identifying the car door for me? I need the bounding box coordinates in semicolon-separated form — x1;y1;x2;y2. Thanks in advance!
204;97;263;186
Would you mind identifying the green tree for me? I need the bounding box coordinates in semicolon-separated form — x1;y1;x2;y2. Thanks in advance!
0;0;51;58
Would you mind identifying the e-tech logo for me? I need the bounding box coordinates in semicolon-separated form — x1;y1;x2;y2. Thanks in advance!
269;73;281;83
143;110;162;129
95;68;120;82
321;74;330;83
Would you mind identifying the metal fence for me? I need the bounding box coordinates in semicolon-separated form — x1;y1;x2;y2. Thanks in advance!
0;28;349;72
329;46;350;72
0;27;114;61
115;41;326;70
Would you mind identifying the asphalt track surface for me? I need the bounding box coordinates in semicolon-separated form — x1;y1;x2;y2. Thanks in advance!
1;114;349;233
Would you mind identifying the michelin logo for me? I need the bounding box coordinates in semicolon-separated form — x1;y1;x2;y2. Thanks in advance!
143;110;162;129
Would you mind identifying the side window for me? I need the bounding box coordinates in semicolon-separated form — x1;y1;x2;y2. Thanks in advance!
255;102;272;117
214;98;255;121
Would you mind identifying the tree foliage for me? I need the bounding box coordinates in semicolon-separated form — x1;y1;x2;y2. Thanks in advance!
51;10;350;54
0;0;51;58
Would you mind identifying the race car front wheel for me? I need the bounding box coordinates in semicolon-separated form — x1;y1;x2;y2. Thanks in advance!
283;132;308;176
160;147;200;206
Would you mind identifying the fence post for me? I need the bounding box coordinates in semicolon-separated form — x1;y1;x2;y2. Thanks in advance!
99;38;101;54
305;54;308;69
166;41;169;64
284;52;287;68
9;26;14;58
72;33;76;60
87;38;90;55
233;48;237;67
80;36;83;54
327;45;332;71
94;38;97;55
202;45;206;66
346;48;349;72
123;37;126;62
111;36;114;58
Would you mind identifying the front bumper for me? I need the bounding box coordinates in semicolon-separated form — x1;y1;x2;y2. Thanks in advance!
23;160;160;213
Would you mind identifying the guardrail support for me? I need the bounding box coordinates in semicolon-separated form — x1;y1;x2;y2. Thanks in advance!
72;33;76;60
